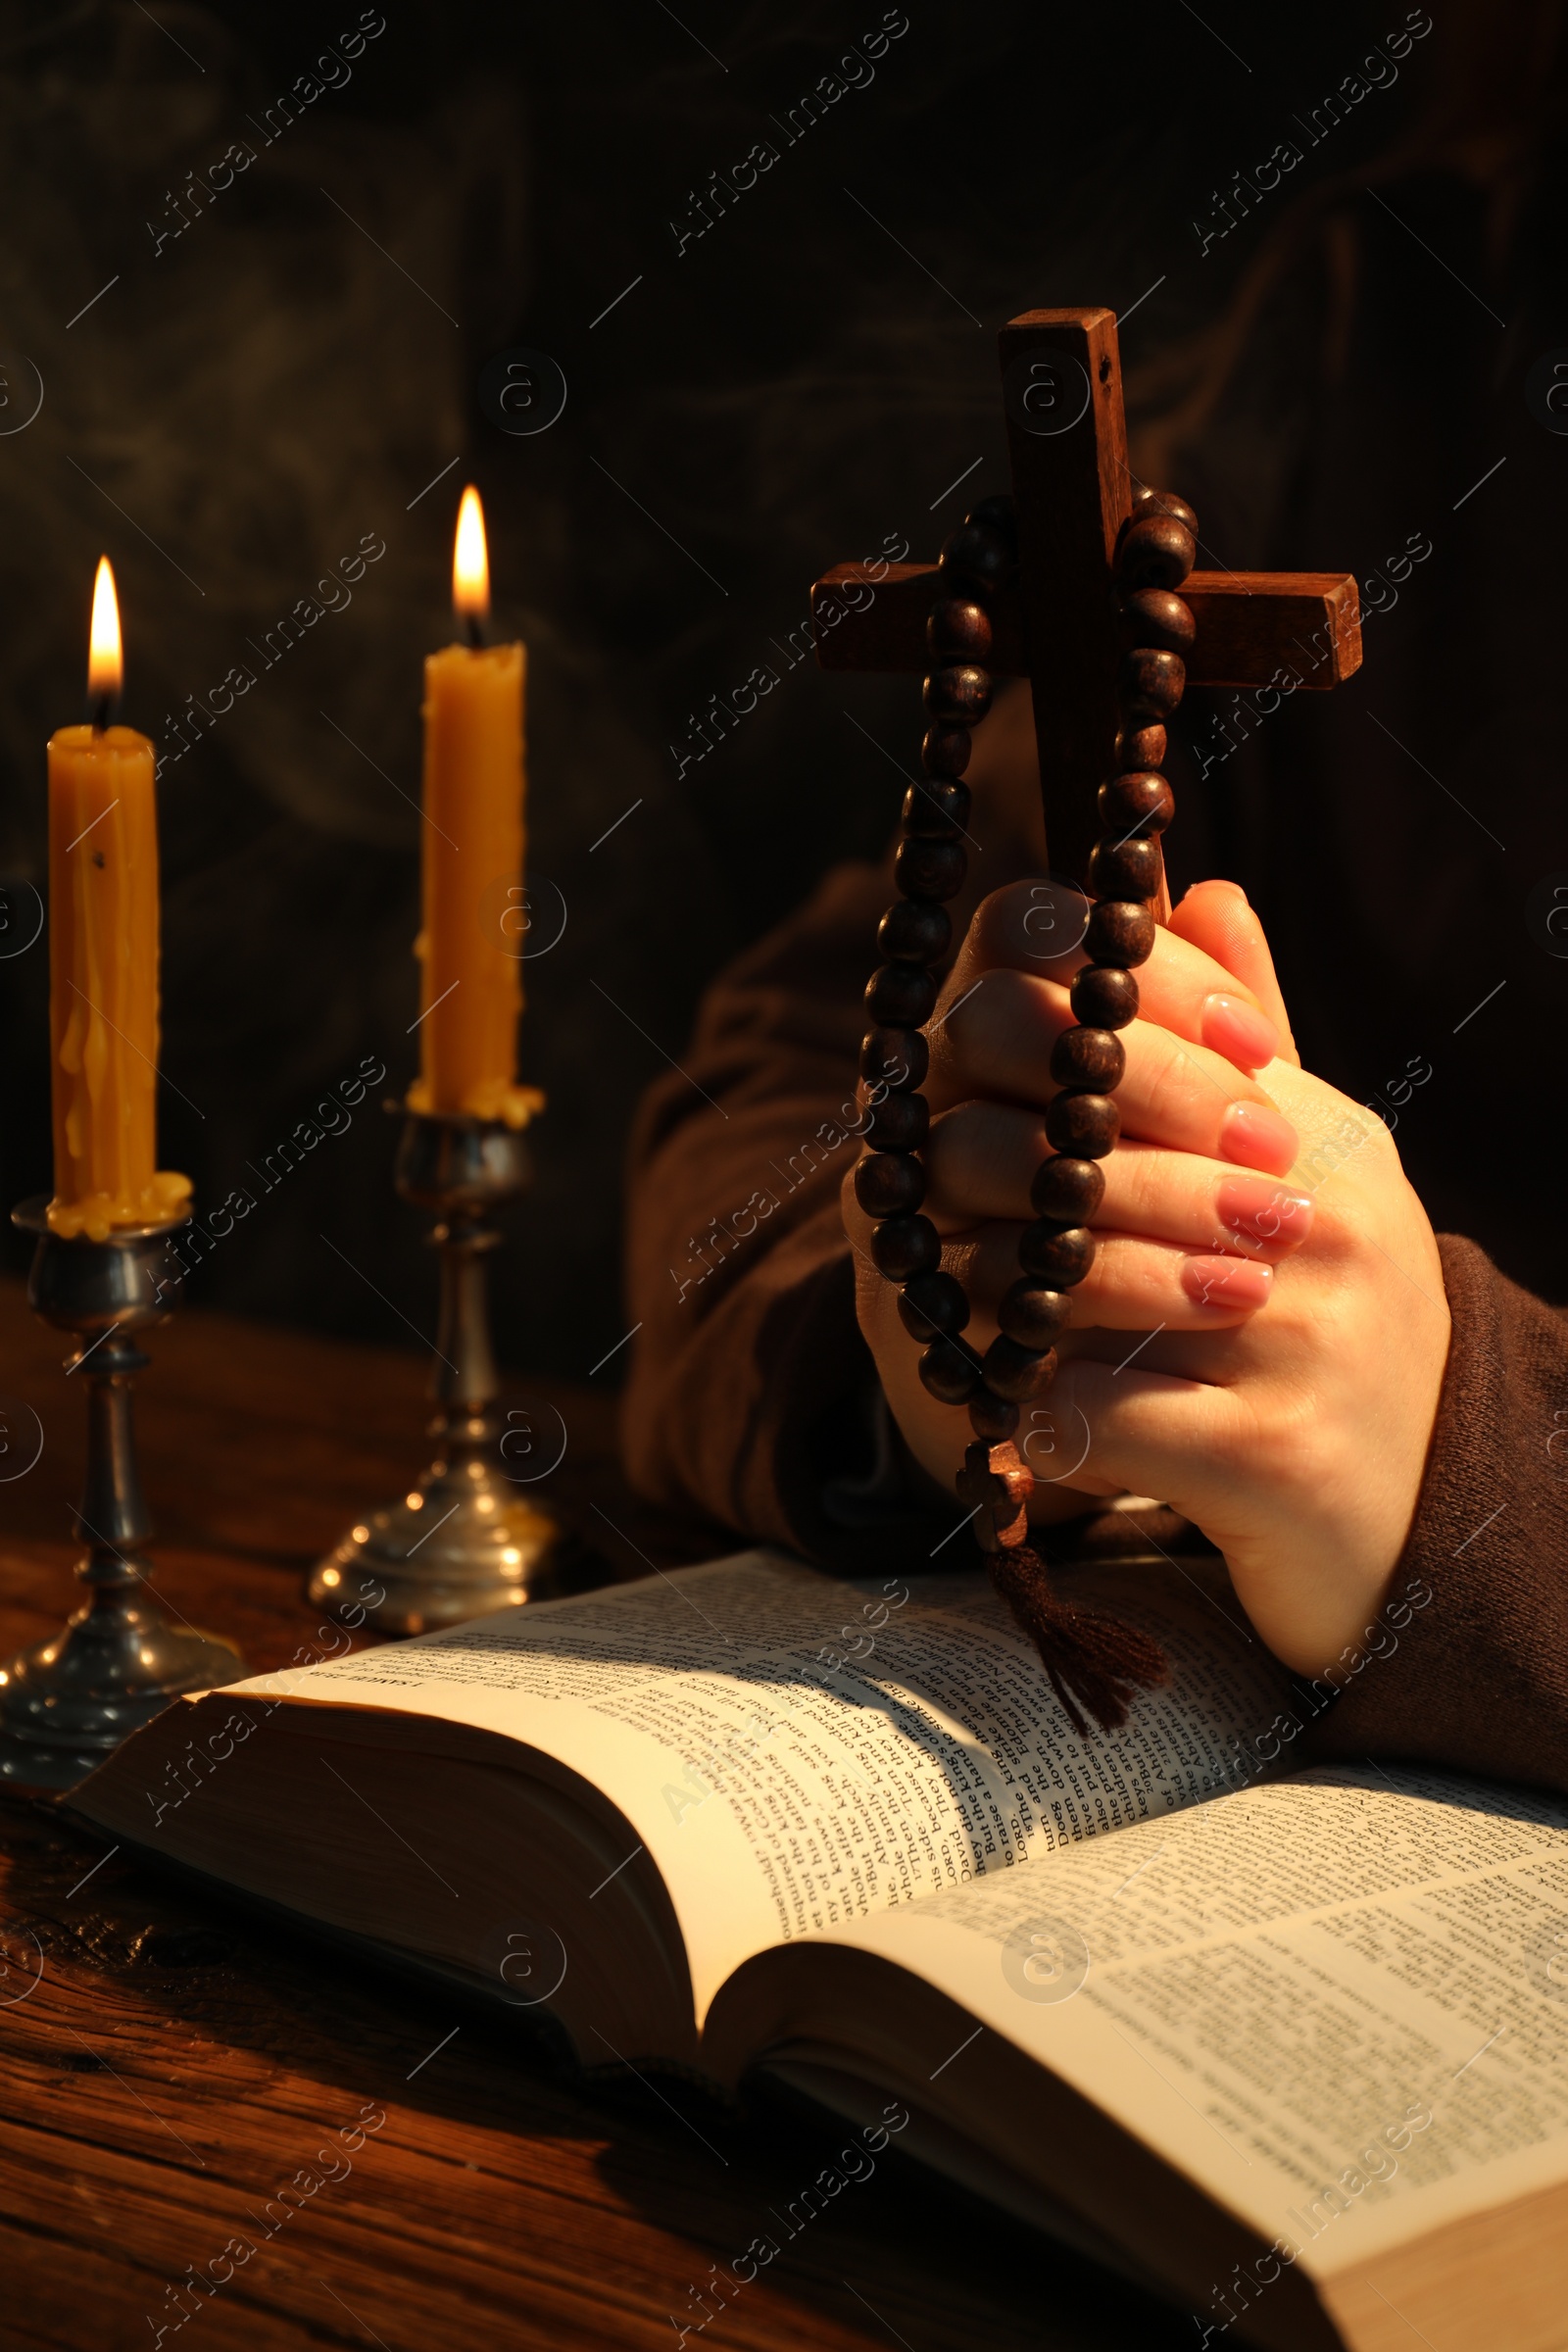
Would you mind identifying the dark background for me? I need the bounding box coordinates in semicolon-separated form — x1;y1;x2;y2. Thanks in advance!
1;0;1563;1385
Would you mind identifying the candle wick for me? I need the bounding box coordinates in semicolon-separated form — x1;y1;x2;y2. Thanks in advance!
462;611;487;652
89;692;119;735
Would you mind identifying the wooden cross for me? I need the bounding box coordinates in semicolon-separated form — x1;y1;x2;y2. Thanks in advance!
813;306;1362;888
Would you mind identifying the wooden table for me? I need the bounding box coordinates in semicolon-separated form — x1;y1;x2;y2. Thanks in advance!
0;1287;1187;2352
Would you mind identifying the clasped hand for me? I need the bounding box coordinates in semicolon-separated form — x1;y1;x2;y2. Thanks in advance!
844;877;1450;1675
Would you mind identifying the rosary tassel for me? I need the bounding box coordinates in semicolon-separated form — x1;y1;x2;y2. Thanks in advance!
988;1548;1171;1738
956;1440;1170;1736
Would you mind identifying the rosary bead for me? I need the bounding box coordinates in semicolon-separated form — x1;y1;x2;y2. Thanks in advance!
854;1152;925;1218
878;900;952;963
898;1268;970;1340
860;1026;929;1091
1069;963;1140;1030
1116;513;1197;592
968;1389;1021;1442
866;963;939;1027
965;493;1017;543
1119;647;1187;724
998;1279;1071;1348
982;1335;1056;1402
1050;1026;1125;1092
895;838;967;902
1029;1153;1105;1222
919;1336;982;1405
926;598;993;663
1085;899;1155;967
1134;488;1200;538
923;666;993;727
902;778;971;839
1019;1221;1097;1286
865;1089;930;1151
921;724;971;779
1115;722;1166;772
871;1212;941;1282
1119;587;1196;656
1088;837;1163;902
1046;1090;1121;1157
939;518;1016;598
1098;770;1174;836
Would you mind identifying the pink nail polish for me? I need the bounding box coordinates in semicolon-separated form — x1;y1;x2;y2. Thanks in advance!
1181;1255;1274;1309
1220;1101;1298;1176
1215;1177;1314;1248
1201;993;1279;1073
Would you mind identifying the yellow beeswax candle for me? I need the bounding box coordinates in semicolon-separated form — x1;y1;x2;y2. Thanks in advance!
408;487;544;1129
47;560;190;1242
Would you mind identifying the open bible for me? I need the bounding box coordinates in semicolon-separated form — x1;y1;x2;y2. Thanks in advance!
71;1549;1568;2352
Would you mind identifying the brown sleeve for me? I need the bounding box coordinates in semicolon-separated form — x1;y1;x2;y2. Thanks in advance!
1305;1234;1568;1791
617;854;939;1575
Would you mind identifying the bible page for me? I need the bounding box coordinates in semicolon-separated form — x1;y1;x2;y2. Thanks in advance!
805;1762;1568;2279
235;1548;1295;2018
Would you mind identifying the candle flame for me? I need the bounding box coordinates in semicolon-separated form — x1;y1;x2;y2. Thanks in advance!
453;485;489;620
87;557;122;700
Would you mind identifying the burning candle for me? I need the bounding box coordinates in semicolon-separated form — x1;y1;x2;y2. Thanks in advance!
408;487;543;1128
47;560;190;1242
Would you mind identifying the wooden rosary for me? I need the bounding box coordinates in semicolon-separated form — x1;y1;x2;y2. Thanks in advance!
855;487;1198;1737
813;306;1364;1739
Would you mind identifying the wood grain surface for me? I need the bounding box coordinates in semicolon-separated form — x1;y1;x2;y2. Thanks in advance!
0;1284;1190;2352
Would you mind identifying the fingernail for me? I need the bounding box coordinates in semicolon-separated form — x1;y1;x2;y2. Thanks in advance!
1220;1101;1298;1176
1201;993;1279;1072
1215;1177;1314;1248
1182;1255;1274;1309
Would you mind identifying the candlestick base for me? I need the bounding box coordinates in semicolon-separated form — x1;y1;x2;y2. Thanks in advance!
0;1608;248;1792
307;1110;567;1636
0;1200;245;1791
309;1451;563;1638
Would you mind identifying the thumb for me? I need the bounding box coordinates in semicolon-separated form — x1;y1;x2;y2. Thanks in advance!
1168;881;1299;1067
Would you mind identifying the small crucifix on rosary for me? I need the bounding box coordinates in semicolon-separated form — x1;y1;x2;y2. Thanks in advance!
812;307;1363;1736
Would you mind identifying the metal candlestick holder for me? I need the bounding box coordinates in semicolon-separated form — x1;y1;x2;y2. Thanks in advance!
0;1200;246;1789
307;1109;564;1634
